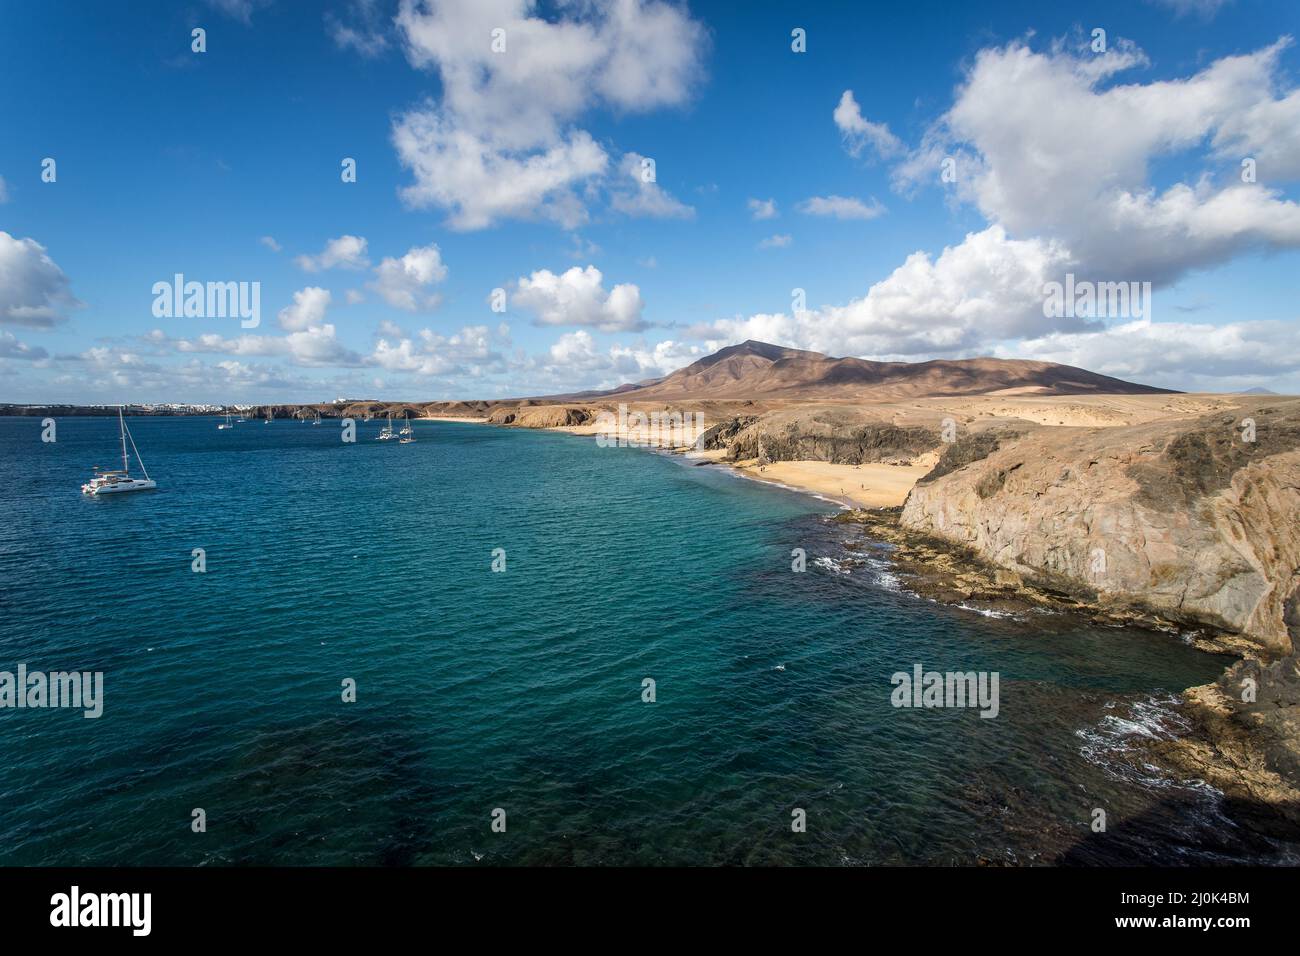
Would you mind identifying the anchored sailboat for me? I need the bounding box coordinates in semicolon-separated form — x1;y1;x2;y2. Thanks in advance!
399;413;415;443
377;413;395;441
217;411;233;430
81;407;156;496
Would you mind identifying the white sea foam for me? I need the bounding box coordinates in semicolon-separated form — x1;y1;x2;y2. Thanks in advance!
813;556;851;576
863;557;901;591
722;467;851;509
1076;693;1221;798
955;603;1016;619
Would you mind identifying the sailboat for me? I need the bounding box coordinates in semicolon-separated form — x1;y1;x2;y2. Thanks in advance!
217;412;234;430
377;413;395;441
312;410;322;426
399;413;415;444
81;407;156;495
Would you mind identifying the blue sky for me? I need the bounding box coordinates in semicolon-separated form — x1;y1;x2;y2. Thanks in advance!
1;0;1298;403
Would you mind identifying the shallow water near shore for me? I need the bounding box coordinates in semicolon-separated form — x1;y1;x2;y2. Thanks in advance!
0;415;1291;865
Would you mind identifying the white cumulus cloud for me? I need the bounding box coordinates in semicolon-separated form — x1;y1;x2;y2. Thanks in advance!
277;287;332;331
696;35;1300;389
369;243;448;312
513;265;645;332
295;235;370;272
1002;318;1300;391
834;90;903;160
369;323;506;377
0;232;82;328
608;152;694;220
797;195;885;220
391;0;706;230
898;37;1300;285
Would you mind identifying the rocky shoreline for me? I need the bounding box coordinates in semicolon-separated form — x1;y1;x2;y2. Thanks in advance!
832;507;1253;653
832;506;1300;840
1151;658;1300;839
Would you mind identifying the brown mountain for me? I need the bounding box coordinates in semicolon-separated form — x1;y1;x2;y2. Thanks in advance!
591;340;1172;401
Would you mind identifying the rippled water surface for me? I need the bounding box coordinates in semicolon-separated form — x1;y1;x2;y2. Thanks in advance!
0;415;1284;865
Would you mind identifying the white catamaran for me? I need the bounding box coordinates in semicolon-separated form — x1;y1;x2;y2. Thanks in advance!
81;407;156;496
399;413;415;443
217;412;233;430
377;413;395;441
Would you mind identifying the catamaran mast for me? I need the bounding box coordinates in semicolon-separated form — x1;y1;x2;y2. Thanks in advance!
125;413;150;480
119;406;129;473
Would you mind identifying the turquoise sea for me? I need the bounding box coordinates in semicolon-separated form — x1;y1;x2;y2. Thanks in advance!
0;414;1290;865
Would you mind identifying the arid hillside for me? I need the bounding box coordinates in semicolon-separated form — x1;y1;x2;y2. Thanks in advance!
572;340;1175;402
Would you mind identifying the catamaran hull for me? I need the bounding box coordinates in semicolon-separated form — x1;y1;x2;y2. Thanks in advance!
82;479;157;496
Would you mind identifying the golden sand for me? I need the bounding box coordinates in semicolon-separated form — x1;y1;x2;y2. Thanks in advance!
730;457;936;508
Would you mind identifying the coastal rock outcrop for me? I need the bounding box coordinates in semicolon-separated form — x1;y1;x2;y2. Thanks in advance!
487;404;594;428
699;415;760;450
901;400;1300;655
723;407;938;465
423;400;491;417
1149;653;1300;835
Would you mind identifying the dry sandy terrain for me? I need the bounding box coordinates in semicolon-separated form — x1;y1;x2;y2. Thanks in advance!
731;456;938;508
552;417;709;448
902;392;1242;428
414;391;1288;513
685;394;1263;507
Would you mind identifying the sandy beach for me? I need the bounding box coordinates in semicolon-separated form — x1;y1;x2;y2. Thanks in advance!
729;456;937;508
554;419;935;508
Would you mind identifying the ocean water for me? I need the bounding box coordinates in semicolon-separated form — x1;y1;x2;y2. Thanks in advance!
0;414;1289;865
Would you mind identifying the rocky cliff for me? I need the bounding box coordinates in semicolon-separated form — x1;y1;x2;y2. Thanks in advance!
485;404;593;427
719;406;938;465
895;398;1300;826
900;400;1300;656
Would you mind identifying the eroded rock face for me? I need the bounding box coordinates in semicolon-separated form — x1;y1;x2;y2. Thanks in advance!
699;416;760;451
489;404;592;428
725;407;937;464
916;430;1016;485
901;402;1300;656
1147;654;1300;837
423;400;490;417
